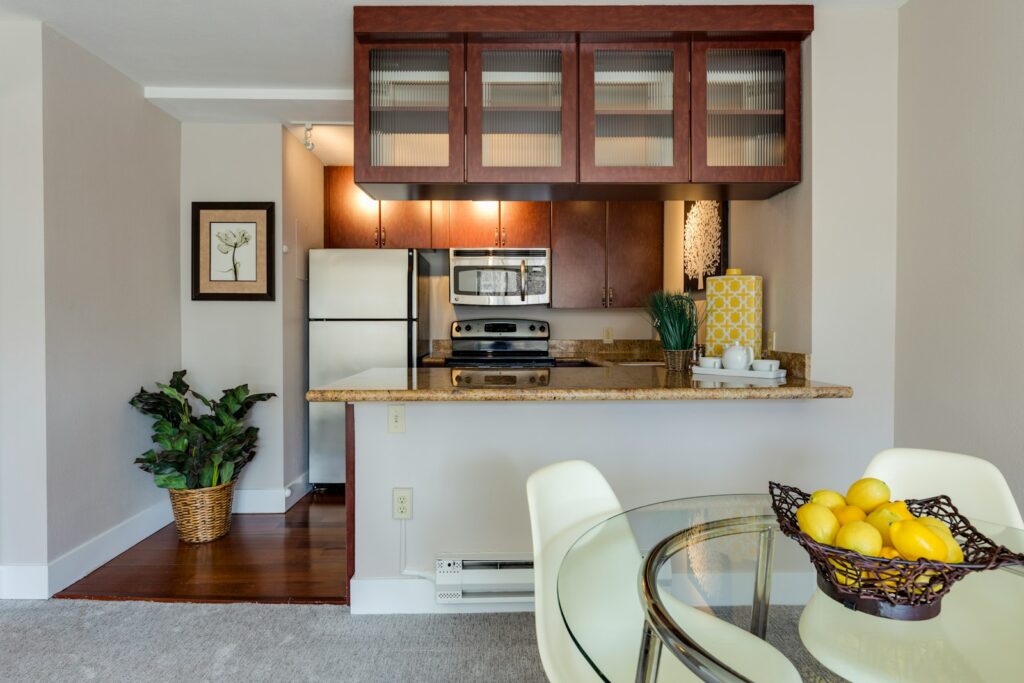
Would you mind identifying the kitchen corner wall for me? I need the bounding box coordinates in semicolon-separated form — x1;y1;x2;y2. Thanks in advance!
281;130;324;492
180;123;322;513
896;0;1024;502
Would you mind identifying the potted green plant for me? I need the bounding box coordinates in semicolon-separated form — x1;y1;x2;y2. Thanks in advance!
130;370;275;543
646;290;700;372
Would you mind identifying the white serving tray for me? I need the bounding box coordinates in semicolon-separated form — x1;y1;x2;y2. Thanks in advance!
691;366;787;380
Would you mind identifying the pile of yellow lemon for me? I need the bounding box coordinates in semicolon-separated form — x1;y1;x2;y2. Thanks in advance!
796;478;964;574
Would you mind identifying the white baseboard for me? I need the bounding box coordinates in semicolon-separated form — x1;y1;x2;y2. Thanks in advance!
284;471;312;511
233;487;287;513
46;497;174;596
0;565;50;599
350;577;534;615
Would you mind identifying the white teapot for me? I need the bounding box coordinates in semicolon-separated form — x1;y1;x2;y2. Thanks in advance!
721;342;754;371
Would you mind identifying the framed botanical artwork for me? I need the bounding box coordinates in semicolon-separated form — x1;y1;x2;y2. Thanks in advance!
191;202;275;301
682;200;729;291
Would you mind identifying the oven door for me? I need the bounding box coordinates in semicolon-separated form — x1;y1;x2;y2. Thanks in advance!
449;248;550;305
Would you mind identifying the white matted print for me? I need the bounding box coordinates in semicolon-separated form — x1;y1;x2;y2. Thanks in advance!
210;221;258;281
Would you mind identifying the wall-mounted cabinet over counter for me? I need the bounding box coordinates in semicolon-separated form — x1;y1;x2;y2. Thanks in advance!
353;5;812;201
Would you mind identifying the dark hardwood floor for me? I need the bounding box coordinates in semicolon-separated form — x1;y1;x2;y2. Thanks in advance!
55;489;346;604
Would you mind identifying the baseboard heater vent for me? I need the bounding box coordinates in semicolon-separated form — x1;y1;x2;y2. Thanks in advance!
435;553;534;604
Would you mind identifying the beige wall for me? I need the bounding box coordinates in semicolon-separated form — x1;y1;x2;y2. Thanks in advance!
179;123;285;505
0;22;49;586
281;130;324;489
41;27;182;563
896;0;1024;501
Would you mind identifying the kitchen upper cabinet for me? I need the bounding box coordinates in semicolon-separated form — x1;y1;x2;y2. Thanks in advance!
354;41;465;184
606;202;663;308
430;201;450;248
691;41;801;183
499;202;550;247
551;202;607;308
466;39;578;183
379;201;432;248
449;201;500;248
324;166;380;248
579;42;689;183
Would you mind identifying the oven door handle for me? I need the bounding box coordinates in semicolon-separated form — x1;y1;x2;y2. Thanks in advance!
520;260;527;302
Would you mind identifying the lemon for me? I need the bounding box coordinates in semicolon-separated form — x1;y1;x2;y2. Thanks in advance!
846;477;891;514
829;558;862;587
890;519;948;561
866;505;903;546
796;502;840;545
918;518;964;563
810;489;847;510
835;520;883;557
918;516;952;534
833;504;867;526
878;546;901;560
884;500;914;520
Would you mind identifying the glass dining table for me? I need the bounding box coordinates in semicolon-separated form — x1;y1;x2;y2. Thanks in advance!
557;494;1024;682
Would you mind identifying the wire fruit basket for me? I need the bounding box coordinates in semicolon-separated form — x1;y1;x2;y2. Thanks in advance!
769;481;1024;620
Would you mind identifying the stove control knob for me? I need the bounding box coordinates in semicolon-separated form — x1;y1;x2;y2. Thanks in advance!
455;325;462;332
464;376;472;384
465;324;473;331
539;325;547;333
529;324;536;331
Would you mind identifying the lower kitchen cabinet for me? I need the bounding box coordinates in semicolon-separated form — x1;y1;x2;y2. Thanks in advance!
551;200;663;309
499;202;551;248
379;200;432;248
606;202;663;308
449;200;501;248
324;166;379;248
551;202;607;308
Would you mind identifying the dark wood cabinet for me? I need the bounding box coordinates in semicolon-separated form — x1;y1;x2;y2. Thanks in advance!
499;202;550;247
551;202;608;309
466;40;578;183
324;166;380;248
552;201;663;309
449;201;501;248
430;201;450;248
379;201;432;248
354;40;465;184
579;41;689;183
607;202;663;308
691;40;801;183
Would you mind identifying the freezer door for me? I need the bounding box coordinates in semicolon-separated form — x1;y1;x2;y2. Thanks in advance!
309;249;414;320
308;320;413;484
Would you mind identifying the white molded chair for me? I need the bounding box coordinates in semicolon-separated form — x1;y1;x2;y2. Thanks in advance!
527;460;801;683
864;448;1023;527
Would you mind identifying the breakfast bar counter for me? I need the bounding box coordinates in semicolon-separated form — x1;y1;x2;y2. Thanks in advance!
306;366;853;402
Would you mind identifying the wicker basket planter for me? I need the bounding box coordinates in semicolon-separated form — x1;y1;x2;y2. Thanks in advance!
663;348;694;373
168;480;236;543
770;481;1024;620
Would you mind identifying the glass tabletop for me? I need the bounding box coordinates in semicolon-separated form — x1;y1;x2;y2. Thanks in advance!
557;494;1024;682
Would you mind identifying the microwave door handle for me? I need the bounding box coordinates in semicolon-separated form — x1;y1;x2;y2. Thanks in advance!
520;260;526;302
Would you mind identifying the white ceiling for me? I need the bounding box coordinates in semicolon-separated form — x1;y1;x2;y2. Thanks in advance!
0;0;903;164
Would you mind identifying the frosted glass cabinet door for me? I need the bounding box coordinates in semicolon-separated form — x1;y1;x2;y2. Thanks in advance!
466;40;578;182
579;42;689;183
691;40;802;183
354;40;465;183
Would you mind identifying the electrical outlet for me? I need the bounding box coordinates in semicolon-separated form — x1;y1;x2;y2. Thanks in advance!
603;326;614;344
392;487;412;519
387;404;406;433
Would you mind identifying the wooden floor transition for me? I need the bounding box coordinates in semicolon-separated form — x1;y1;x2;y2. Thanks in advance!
56;488;346;604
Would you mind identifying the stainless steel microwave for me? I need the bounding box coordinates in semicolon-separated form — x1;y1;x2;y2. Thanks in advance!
449;248;551;306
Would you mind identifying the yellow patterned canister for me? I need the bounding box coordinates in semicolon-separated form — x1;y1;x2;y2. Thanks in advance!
705;268;763;359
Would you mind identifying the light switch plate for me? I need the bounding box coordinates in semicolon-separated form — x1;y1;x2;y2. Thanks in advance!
387;404;406;433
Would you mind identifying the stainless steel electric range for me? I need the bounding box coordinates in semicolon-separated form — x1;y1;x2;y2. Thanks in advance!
445;318;554;387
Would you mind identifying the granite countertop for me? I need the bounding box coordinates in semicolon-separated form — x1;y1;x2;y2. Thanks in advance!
306;366;853;402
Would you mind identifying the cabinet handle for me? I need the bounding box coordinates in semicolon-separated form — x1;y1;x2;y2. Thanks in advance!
494;226;500;247
373;228;379;247
601;287;607;307
381;226;387;247
608;287;615;306
502;226;507;247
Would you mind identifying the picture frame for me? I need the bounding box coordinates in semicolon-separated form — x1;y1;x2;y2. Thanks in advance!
682;200;729;292
191;202;275;301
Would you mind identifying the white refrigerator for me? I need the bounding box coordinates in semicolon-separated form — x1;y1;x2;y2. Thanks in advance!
308;249;429;484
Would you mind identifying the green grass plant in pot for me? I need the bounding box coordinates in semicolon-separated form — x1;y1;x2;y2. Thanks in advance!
646;290;700;372
130;370;275;543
